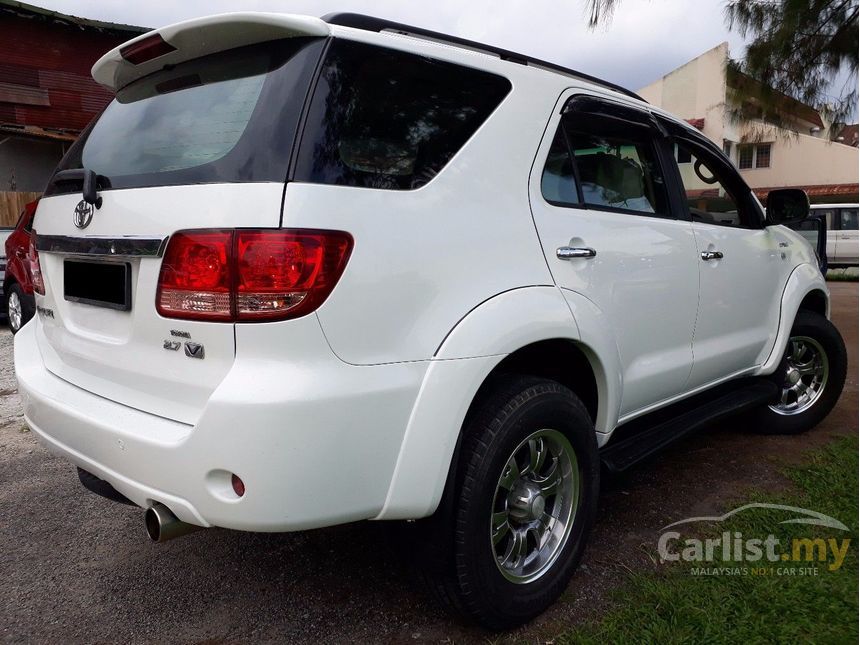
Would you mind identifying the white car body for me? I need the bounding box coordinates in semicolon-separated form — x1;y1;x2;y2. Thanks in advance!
810;203;859;268
15;12;829;535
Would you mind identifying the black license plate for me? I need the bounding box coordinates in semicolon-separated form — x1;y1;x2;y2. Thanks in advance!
64;260;131;311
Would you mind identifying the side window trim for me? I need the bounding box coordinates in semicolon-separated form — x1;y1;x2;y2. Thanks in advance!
558;118;585;205
651;130;692;223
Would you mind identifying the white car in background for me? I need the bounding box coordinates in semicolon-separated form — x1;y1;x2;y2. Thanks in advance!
810;203;859;268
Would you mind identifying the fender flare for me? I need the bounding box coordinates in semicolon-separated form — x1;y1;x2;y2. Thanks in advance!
374;286;620;520
758;263;829;375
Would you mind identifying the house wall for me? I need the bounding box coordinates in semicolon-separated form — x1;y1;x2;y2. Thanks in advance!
639;43;858;202
0;10;131;132
737;123;859;190
0;135;64;191
638;42;729;145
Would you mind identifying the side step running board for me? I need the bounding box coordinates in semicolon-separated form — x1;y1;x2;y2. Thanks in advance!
600;378;779;474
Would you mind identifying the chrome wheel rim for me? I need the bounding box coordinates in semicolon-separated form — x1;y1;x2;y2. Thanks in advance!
769;336;829;416
491;429;580;584
8;291;21;332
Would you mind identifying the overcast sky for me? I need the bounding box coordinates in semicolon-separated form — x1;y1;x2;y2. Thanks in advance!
27;0;750;92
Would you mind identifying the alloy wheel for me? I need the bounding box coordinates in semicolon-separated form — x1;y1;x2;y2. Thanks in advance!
769;336;829;416
8;291;22;332
490;428;580;584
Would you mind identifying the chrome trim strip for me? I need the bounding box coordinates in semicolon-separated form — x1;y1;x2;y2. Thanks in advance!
35;234;168;258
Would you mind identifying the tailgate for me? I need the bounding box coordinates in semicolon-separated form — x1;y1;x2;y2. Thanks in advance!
33;185;283;425
32;25;327;424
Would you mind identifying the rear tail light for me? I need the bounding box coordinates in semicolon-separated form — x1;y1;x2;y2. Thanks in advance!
28;232;45;296
156;229;353;322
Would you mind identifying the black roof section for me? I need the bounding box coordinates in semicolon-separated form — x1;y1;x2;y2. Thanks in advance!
322;13;646;103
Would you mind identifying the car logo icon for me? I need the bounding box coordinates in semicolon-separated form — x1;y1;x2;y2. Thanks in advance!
73;200;94;229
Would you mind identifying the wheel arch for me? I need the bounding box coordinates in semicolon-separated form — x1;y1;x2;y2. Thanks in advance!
797;288;828;317
375;286;617;521
473;339;599;424
759;263;830;375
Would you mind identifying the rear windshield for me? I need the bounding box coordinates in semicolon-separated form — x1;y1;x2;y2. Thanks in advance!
46;38;325;195
294;40;511;190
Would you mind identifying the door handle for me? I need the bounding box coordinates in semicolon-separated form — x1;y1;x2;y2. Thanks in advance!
700;250;724;261
557;247;597;260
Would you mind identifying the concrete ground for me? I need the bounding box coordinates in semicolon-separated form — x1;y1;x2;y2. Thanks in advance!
0;283;856;644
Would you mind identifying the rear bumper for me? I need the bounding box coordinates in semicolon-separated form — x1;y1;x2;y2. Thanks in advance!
15;317;428;531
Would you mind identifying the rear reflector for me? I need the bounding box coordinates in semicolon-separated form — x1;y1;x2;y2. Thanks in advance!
231;474;245;498
120;34;176;65
156;229;353;322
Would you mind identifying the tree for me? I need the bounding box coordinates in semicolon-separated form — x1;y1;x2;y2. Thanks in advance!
725;0;858;131
586;0;621;26
586;0;859;133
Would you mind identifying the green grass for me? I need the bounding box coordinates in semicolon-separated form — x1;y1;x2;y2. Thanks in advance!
826;269;858;282
557;436;859;644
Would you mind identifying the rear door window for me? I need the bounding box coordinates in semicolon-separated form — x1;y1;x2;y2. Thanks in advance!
294;40;511;190
541;128;579;204
568;128;668;215
47;38;325;195
541;110;671;217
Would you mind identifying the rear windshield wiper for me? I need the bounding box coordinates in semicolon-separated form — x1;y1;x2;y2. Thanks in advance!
50;168;111;208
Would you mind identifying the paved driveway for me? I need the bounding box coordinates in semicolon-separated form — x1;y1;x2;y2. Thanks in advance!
0;283;856;643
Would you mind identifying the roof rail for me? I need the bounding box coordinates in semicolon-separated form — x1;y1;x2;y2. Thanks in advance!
322;12;646;103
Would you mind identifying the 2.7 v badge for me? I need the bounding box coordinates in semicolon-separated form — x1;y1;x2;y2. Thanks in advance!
162;338;204;359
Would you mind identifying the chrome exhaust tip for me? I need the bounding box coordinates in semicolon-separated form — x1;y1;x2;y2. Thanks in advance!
145;502;203;542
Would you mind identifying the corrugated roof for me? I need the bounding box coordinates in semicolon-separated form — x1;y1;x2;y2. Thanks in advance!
727;68;824;129
0;3;145;134
0;0;147;34
0;122;77;141
837;124;858;147
752;184;859;198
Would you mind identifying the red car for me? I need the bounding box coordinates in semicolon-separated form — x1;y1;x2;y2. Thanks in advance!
3;199;38;334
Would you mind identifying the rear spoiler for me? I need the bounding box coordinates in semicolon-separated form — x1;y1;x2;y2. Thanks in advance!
91;12;330;91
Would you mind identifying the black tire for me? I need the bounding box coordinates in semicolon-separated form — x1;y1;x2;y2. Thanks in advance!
419;375;599;630
749;311;847;435
6;283;34;335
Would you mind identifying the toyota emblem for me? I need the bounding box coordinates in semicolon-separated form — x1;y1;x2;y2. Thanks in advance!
73;200;94;229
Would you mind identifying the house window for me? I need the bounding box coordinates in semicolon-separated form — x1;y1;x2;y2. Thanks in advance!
722;140;732;159
738;145;754;169
676;144;692;164
738;143;772;169
755;143;771;168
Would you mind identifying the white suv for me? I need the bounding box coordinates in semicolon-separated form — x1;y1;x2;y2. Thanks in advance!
809;203;859;268
15;13;847;629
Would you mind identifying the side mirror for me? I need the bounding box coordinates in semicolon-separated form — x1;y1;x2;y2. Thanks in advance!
767;188;809;225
